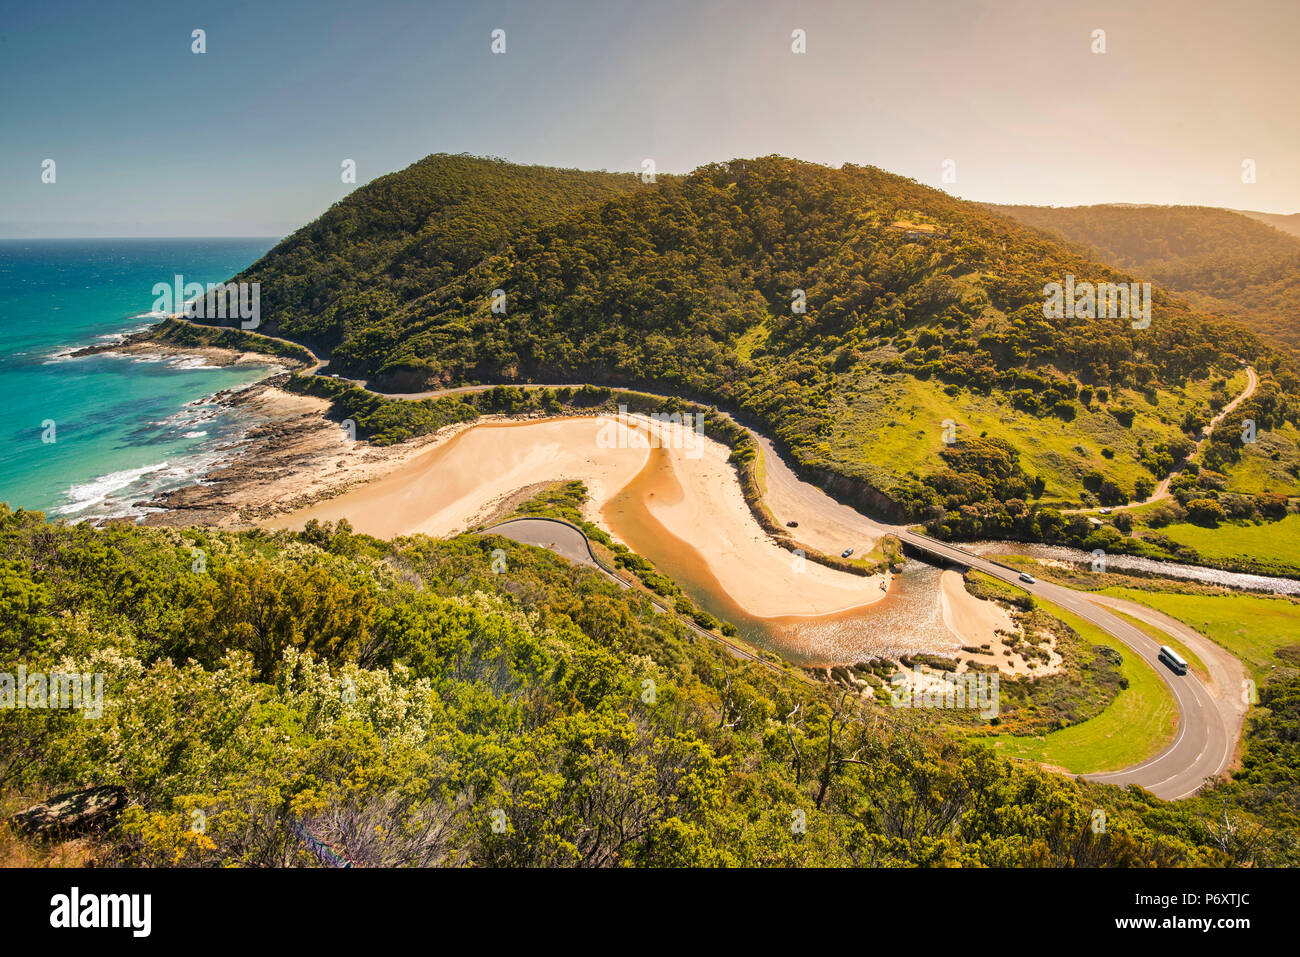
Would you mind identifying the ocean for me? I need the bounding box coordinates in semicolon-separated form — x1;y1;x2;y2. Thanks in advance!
0;238;280;521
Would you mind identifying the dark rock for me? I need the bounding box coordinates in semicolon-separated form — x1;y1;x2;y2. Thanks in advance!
9;785;127;840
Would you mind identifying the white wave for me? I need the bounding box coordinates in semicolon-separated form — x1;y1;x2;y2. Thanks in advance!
183;430;208;438
157;403;220;429
54;444;245;522
44;320;156;362
169;356;215;370
56;462;172;516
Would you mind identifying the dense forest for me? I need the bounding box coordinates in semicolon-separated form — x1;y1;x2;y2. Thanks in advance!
2;506;1292;866
215;154;1300;525
990;203;1300;350
9;156;1300;868
237;154;642;356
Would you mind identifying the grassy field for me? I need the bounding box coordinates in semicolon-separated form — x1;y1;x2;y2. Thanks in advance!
1220;421;1300;496
1146;513;1300;575
1099;587;1300;680
732;322;769;362
971;599;1178;773
825;369;1223;504
752;430;769;496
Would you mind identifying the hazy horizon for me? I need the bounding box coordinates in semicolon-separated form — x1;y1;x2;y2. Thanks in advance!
1;180;1296;240
4;0;1298;237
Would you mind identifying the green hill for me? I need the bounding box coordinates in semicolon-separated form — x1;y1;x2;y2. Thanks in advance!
233;153;644;355
208;155;1299;523
1;504;1278;866
988;203;1300;350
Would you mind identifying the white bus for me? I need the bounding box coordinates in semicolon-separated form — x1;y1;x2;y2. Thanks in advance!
1158;645;1188;676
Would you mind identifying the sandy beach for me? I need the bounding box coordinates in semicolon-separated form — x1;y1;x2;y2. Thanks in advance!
139;378;463;528
939;570;1013;648
266;413;890;619
266;416;650;538
939;570;1061;676
135;373;1025;660
614;417;889;618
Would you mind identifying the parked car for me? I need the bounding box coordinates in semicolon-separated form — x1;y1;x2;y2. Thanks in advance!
1099;507;1112;515
786;521;799;528
1019;572;1036;584
841;547;854;558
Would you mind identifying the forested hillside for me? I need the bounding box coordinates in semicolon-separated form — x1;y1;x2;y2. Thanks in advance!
2;506;1289;866
990;203;1300;349
211;155;1300;524
234;154;643;354
1238;209;1300;241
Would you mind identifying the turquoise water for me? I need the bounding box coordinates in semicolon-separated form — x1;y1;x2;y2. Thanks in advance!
0;238;279;519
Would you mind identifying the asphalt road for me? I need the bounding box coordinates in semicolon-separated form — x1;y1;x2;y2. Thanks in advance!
482;464;1239;798
893;531;1236;799
750;424;1239;800
253;328;1241;799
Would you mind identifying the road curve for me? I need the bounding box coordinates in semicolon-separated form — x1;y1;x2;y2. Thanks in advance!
230;324;1237;799
483;455;1238;798
476;517;792;678
475;421;1238;798
748;423;1238;800
893;532;1235;799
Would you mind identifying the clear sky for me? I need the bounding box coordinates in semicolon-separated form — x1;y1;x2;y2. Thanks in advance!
3;0;1297;237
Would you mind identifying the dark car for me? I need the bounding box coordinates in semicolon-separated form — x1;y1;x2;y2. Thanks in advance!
841;547;854;558
786;521;798;528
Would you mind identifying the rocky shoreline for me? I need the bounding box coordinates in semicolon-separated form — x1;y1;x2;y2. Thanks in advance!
56;332;450;530
133;374;464;529
69;331;307;371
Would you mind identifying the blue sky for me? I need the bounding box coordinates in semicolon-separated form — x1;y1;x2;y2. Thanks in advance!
3;0;1297;237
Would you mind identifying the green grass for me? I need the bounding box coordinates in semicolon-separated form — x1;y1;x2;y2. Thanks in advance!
732;322;769;362
1147;513;1300;575
1120;496;1183;521
1221;421;1300;496
825;369;1222;504
1099;587;1300;681
970;598;1178;773
752;433;768;497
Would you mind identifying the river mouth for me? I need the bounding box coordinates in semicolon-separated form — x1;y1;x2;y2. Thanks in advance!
267;410;975;666
602;444;959;667
966;542;1300;595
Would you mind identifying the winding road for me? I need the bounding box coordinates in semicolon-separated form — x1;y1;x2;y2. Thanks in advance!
220;323;1249;799
1069;364;1257;514
483;496;1242;798
747;434;1244;799
893;535;1238;798
474;417;1244;800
